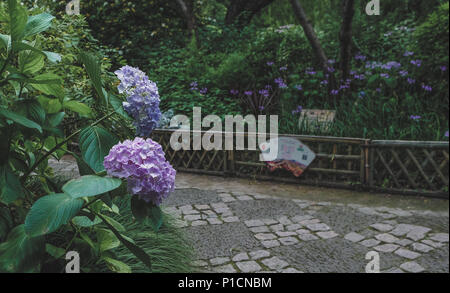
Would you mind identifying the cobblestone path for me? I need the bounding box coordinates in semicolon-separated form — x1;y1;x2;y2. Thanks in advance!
50;157;449;273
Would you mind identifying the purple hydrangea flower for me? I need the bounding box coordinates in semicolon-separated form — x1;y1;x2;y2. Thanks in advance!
267;61;274;66
410;115;421;121
259;106;265;111
320;80;328;85
445;130;449;138
399;70;408;77
295;84;303;90
440;65;448;72
115;66;162;137
407;78;416;84
331;89;339;95
422;85;432;92
279;66;288;71
359;91;366;98
403;51;414;57
244;91;253;96
305;69;317;75
230;89;239;95
200;88;208;95
411;60;422;67
104;137;176;205
380;73;390;79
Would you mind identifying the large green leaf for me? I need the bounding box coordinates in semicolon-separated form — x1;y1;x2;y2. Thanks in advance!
24;13;54;37
97;228;120;252
38;96;62;114
0;108;43;133
47;112;65;127
0;164;24;204
14;42;61;64
30;73;64;98
17;41;45;74
109;94;131;120
15;99;46;125
8;0;28;43
62;175;122;198
42;51;61;63
0;34;11;53
63;100;92;116
21;51;44;74
0;225;45;273
79;126;118;173
72;215;102;227
78;52;105;102
24;193;84;237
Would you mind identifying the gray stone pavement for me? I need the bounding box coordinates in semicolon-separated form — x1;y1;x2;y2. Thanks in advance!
49;157;449;273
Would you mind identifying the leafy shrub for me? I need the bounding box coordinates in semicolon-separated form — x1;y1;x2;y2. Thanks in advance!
0;1;177;273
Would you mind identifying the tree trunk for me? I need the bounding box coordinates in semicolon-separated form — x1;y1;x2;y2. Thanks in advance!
289;0;337;98
339;0;355;80
176;0;198;41
225;0;275;28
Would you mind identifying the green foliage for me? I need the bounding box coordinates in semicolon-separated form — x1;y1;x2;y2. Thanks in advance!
0;225;45;272
131;196;163;231
414;2;449;69
62;176;122;198
0;1;161;273
24;193;84;237
79;126;119;173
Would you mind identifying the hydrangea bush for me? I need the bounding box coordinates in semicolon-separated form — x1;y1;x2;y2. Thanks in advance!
0;1;177;273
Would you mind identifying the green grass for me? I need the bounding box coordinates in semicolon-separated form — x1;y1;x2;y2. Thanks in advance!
97;196;195;273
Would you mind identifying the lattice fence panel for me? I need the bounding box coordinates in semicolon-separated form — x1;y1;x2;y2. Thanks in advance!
370;143;449;193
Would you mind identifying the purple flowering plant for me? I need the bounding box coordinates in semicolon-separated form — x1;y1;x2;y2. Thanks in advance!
104;137;176;206
115;66;162;137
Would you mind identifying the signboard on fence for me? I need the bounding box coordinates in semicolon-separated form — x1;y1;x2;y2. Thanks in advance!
259;137;316;177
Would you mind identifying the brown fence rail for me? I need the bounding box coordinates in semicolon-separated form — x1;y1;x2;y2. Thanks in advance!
152;129;449;198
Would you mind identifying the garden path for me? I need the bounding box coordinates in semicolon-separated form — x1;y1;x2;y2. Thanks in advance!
50;156;449;273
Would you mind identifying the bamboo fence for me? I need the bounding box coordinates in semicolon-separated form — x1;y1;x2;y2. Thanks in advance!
152;129;449;198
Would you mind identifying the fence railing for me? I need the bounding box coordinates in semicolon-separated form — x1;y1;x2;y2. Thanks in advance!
152;129;449;198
